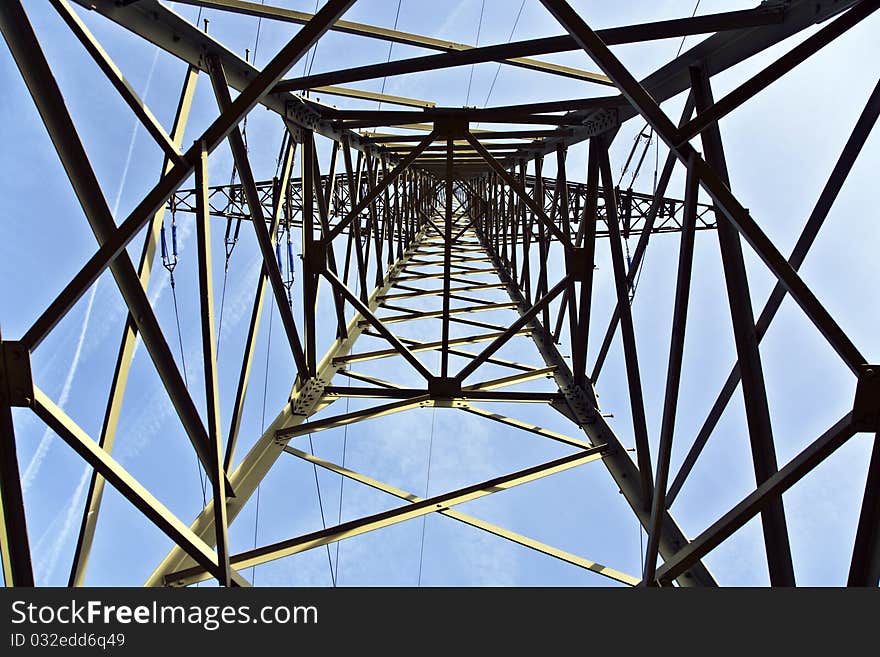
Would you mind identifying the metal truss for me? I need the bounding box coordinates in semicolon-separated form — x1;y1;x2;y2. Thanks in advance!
0;0;878;588
167;172;717;240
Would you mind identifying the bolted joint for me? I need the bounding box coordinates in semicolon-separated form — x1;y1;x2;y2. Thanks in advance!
0;341;33;407
290;376;326;417
433;117;469;140
565;246;591;282
853;364;880;432
303;240;328;274
428;376;460;399
282;114;305;144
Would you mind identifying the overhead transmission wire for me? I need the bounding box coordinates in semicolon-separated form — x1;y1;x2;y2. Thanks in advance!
330;1;406;585
298;0;322;97
333;272;359;584
476;0;527;128
416;192;461;586
308;430;337;587
161;205;209;514
249;136;292;586
278;13;337;586
417;401;438;587
464;0;486;107
376;0;404;111
630;0;701;577
217;0;266;352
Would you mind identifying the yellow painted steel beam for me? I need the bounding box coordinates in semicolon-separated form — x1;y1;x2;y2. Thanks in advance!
393;267;499;282
337;369;405;389
174;0;609;83
363;300;518;326
380;281;505;300
336;328;532;365
163;444;609;586
460;404;593;450
308;85;435;109
50;0;183;164
276;396;429;440
68;64;199;588
463;366;557;392
30;387;250;587
282;446;638;586
146;232;429;586
361;124;492;134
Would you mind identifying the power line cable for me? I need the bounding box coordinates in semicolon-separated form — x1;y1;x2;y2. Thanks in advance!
333;269;360;584
376;0;404;111
477;0;526;127
465;0;486;107
619;0;702;304
308;433;337;587
416;404;437;586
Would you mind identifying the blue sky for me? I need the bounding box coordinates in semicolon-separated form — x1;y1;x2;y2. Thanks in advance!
1;0;879;586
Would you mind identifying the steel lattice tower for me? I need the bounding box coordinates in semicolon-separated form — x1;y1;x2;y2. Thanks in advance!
1;0;878;587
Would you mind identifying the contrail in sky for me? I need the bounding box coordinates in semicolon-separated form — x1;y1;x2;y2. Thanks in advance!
21;282;98;492
30;42;163;582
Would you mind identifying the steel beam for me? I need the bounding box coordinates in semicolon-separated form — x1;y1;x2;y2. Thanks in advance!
208;56;309;381
271;5;793;93
667;76;880;507
31;386;249;587
194;140;232;586
0;332;34;587
50;0;182;164
465;190;717;586
597;141;653;506
175;0;609;83
24;0;357;356
146;231;428;585
642;152;699;585
849;432;880;586
163;445;608;585
539;0;865;376
690;64;794;585
68;64;198;587
0;0;225;490
656;414;856;585
224;139;296;471
281;445;639;586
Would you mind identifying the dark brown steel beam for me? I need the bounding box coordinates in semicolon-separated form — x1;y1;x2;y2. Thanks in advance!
540;0;865;375
1;0;224;489
0;332;34;587
326;133;435;242
273;6;786;93
849;431;880;586
678;1;879;144
642;151;699;585
690;64;795;585
224;140;296;472
656;414;857;585
667;76;880;507
597;140;653;506
24;0;356;356
208;56;309;381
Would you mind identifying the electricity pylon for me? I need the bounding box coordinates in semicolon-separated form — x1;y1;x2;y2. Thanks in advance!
1;0;878;588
